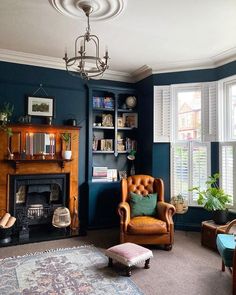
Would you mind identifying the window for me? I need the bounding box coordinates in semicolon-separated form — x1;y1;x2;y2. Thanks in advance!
154;82;216;206
175;88;201;141
172;142;210;206
171;85;210;206
219;76;236;209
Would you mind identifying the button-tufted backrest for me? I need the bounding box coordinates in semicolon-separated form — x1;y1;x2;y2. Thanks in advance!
121;174;164;202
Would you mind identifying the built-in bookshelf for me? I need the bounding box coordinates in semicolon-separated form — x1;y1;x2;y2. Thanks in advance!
87;85;138;228
88;85;138;182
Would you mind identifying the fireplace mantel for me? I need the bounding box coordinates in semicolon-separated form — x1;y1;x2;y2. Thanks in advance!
0;124;80;230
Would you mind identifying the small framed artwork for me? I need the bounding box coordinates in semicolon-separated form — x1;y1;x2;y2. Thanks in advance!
119;170;127;180
102;114;113;127
117;117;124;127
123;113;138;128
27;96;54;117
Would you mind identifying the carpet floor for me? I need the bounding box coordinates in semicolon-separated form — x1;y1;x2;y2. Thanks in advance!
0;229;232;295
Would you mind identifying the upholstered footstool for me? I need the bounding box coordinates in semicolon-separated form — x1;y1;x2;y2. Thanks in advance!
105;242;153;276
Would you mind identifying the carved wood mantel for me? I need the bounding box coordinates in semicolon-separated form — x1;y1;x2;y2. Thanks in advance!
0;124;80;229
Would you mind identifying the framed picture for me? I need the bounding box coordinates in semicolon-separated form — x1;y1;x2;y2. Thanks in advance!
117;117;124;127
102;114;113;127
27;96;54;117
123;113;138;128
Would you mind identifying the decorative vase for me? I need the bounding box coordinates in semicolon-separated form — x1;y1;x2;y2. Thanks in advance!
212;209;228;225
62;150;72;160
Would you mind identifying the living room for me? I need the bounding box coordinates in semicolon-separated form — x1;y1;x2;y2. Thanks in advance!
0;1;236;294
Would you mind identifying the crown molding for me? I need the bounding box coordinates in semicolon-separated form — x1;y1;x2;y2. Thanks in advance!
131;65;153;83
0;48;132;83
0;48;236;84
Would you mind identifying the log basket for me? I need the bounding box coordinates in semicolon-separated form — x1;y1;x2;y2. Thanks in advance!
0;209;14;244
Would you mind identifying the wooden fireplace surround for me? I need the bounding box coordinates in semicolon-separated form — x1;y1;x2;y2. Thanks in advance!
0;124;80;229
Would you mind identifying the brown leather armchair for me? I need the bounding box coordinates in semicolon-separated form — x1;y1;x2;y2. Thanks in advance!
118;175;176;250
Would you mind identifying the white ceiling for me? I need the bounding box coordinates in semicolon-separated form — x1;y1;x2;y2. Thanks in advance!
0;0;236;82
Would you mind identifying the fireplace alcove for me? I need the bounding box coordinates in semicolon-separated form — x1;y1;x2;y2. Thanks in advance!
0;124;80;245
9;173;68;231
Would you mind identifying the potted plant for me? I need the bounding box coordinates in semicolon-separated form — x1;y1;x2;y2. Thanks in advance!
189;173;232;224
0;102;14;137
61;132;72;160
0;102;14;122
171;194;188;213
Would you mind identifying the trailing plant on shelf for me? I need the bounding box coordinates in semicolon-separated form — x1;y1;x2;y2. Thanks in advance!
189;173;232;224
0;102;14;136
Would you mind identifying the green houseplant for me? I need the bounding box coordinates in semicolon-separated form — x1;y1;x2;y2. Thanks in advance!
61;132;72;160
189;173;232;224
0;102;14;136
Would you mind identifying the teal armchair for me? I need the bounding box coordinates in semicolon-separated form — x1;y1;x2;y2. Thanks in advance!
216;219;236;295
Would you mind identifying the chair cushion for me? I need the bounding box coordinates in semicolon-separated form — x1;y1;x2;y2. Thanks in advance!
127;216;167;235
216;234;236;267
130;192;157;217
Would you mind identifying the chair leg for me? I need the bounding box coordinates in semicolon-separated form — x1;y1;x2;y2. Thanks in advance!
108;257;113;267
221;260;225;272
233;262;236;295
164;244;172;251
144;258;150;269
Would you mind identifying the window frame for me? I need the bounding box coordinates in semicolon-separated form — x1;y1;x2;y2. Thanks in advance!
171;83;211;207
219;142;236;209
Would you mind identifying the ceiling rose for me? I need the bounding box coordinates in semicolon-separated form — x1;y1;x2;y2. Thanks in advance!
49;0;126;21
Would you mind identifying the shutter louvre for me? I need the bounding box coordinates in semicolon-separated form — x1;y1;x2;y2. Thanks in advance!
154;86;171;142
202;82;218;142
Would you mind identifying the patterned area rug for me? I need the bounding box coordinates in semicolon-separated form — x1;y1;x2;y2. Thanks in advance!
0;245;144;295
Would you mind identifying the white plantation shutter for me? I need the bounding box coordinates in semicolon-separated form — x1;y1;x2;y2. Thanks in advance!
171;143;189;199
191;142;210;205
220;144;234;206
153;86;171;142
202;82;218;142
172;142;210;205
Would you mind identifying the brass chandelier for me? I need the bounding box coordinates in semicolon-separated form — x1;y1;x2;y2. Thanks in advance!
63;3;109;80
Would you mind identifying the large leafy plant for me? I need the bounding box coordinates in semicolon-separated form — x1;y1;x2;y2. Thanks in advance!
189;173;232;211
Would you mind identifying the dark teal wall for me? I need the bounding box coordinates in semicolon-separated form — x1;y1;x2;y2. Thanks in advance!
135;75;154;175
1;59;236;231
0;61;132;227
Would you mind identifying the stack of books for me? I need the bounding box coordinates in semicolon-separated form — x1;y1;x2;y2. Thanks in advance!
92;167;108;182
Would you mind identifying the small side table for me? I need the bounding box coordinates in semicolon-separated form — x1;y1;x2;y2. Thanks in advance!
201;220;228;250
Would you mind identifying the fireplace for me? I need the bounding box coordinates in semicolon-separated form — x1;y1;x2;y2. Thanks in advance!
9;173;69;240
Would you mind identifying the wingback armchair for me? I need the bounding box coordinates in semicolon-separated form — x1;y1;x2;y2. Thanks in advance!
118;175;176;250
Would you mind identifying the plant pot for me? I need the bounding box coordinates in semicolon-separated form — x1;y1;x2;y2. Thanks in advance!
0;113;7;122
62;150;72;160
212;209;228;225
176;202;184;213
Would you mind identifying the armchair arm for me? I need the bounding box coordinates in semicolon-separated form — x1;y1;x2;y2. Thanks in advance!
225;219;236;233
157;202;176;231
118;202;130;232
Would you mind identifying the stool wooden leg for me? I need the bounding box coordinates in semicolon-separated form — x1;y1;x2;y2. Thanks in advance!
108;257;113;267
126;266;132;277
144;258;150;269
222;260;225;272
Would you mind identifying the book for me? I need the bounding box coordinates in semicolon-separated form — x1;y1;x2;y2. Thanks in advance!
93;166;108;177
103;97;114;109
